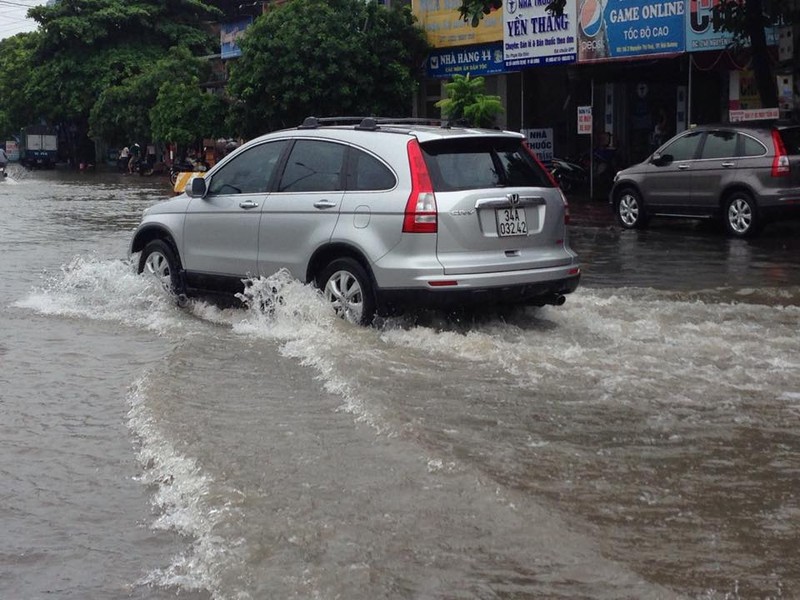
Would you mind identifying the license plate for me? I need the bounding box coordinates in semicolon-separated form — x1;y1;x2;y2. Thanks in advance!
496;207;528;237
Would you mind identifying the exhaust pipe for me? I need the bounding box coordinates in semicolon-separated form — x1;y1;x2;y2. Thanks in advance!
546;294;566;306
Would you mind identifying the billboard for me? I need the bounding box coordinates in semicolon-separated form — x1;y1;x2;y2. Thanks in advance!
577;0;685;62
686;0;777;52
412;0;503;48
503;0;577;68
427;43;505;78
221;18;253;60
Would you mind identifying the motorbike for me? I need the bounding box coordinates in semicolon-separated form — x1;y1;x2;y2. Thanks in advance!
169;159;207;186
550;147;619;198
549;156;588;193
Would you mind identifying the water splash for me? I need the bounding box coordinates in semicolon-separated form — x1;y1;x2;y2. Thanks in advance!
127;376;251;600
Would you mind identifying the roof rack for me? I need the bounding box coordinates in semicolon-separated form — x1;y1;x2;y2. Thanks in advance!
299;116;446;131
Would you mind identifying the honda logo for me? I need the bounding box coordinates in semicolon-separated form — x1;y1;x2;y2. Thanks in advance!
507;193;520;206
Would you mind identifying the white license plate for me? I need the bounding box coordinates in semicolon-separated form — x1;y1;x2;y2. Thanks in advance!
496;207;528;237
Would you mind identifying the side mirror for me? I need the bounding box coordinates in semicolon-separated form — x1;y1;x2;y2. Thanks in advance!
651;153;673;166
187;175;207;198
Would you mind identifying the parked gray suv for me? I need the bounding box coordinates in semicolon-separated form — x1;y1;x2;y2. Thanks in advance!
611;121;800;237
130;117;580;325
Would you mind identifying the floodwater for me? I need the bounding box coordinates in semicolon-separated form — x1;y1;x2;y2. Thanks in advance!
1;165;799;600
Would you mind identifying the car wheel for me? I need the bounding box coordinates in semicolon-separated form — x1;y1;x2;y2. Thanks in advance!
138;240;183;299
318;258;376;326
615;188;647;229
724;192;759;238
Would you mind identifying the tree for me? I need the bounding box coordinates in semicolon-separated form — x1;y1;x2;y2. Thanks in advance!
21;0;220;159
0;33;40;139
435;74;503;127
150;79;227;148
89;46;215;146
713;0;799;111
226;0;429;137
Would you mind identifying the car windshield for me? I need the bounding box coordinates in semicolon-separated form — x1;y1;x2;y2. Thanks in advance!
420;137;553;191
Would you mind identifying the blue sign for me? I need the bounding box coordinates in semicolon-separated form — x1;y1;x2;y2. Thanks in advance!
577;0;685;62
221;18;252;60
427;43;505;79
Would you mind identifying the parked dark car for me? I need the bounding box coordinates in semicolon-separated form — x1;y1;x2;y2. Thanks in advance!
610;121;800;237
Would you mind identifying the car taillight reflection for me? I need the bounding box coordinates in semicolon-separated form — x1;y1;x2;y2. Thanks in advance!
771;129;790;177
403;140;438;233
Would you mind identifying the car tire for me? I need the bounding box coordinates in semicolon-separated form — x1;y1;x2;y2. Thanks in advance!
615;188;648;229
138;240;183;299
318;258;376;326
724;192;760;238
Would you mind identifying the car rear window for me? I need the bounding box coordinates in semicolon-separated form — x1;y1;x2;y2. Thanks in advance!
778;127;800;155
420;137;553;192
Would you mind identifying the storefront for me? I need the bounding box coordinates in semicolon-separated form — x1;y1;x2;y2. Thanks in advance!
412;0;781;178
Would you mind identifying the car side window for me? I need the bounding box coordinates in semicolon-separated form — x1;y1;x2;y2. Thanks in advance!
661;131;703;162
346;148;395;191
701;131;737;159
278;140;346;192
738;134;767;157
208;141;287;195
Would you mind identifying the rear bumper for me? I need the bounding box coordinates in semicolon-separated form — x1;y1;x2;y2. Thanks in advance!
376;273;580;311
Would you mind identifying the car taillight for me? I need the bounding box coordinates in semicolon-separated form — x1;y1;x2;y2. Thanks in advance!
403;139;437;233
771;129;790;177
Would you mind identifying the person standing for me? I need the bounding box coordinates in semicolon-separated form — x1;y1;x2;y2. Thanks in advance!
118;146;130;172
0;146;8;177
128;144;140;174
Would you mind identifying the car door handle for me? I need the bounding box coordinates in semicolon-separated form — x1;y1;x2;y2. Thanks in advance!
678;164;690;170
721;162;735;168
313;200;338;209
239;200;259;209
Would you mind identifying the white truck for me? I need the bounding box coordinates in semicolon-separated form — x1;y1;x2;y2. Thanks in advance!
20;125;58;168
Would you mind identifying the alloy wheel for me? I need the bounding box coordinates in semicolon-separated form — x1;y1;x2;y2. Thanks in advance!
143;251;173;293
324;270;364;324
727;197;753;235
618;193;640;227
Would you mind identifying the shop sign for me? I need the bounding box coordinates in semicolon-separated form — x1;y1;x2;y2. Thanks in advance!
577;0;685;63
729;108;780;122
412;0;503;49
503;0;577;68
5;140;19;161
221;18;252;60
522;128;554;162
686;0;777;52
427;43;505;78
577;106;592;134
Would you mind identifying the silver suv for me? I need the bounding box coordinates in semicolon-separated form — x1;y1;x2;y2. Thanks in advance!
130;117;581;325
611;122;800;237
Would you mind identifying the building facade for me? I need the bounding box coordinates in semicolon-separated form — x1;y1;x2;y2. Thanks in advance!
411;0;792;171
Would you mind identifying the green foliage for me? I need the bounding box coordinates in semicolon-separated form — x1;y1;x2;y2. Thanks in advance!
0;33;40;138
226;0;429;137
89;46;212;145
150;80;227;147
458;0;564;27
10;0;220;147
435;74;503;128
